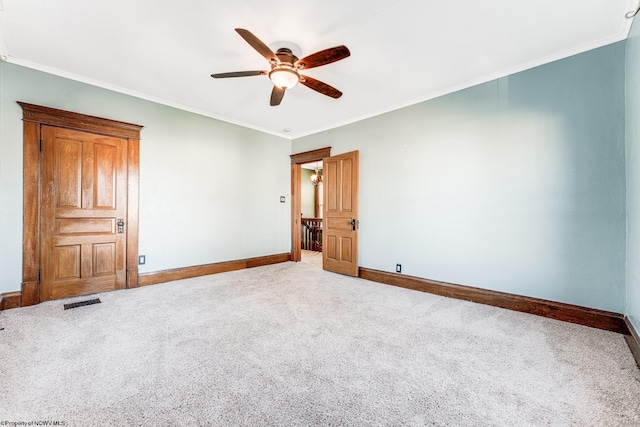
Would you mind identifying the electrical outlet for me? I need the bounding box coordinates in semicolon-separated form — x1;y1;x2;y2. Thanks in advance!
396;264;402;273
139;255;146;265
280;196;286;203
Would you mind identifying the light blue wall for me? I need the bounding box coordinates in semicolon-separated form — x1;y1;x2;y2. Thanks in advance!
626;20;640;332
294;43;627;313
0;62;292;294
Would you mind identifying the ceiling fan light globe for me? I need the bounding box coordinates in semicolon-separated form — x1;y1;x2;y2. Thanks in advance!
269;68;299;89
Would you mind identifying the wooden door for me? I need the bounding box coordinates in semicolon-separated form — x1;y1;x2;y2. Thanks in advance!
40;126;128;301
323;150;359;276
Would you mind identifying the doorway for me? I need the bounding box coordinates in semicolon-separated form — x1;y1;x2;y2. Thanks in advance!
290;148;360;277
290;147;331;262
19;103;142;306
300;160;323;267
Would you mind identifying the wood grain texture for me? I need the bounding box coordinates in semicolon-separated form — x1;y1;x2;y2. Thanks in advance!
139;253;291;287
625;318;640;368
18;102;142;139
359;268;627;333
290;147;331;165
40;127;127;301
299;76;342;99
323;151;359;277
296;45;350;70
22;121;41;306
21;281;40;307
126;138;140;288
19;102;142;305
291;164;302;262
0;292;22;310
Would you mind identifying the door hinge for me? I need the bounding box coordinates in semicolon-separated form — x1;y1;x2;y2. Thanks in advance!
39;139;43;151
38;269;41;282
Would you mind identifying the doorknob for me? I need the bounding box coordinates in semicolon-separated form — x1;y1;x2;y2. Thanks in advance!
351;219;358;231
117;219;125;234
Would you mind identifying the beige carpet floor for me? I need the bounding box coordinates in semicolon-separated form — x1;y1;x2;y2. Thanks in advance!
1;257;639;426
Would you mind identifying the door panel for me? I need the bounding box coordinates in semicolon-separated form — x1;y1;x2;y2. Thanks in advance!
340;160;353;212
326;160;338;211
56;218;115;235
340;237;353;262
41;126;128;301
326;235;337;259
94;143;117;209
54;245;81;280
56;139;83;208
93;243;116;276
323;150;359;276
325;217;353;231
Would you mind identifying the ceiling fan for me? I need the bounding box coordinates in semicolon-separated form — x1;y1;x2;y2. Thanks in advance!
211;28;350;106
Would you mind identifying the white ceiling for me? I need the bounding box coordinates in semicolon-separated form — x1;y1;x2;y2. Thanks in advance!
0;0;636;139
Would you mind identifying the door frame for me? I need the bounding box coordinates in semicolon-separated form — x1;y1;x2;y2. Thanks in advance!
19;102;143;306
290;147;331;262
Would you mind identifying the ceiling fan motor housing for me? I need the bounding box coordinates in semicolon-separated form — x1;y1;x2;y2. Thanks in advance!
275;48;298;65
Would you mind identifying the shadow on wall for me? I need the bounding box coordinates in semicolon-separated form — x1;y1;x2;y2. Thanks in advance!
324;44;626;313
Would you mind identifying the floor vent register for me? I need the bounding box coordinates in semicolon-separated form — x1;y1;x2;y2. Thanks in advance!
64;298;101;310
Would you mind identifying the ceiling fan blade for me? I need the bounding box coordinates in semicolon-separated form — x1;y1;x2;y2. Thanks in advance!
296;46;350;70
300;75;343;99
235;28;279;63
270;86;286;106
211;70;266;78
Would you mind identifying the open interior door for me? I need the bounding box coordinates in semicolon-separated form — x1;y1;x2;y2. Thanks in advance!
323;150;359;276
